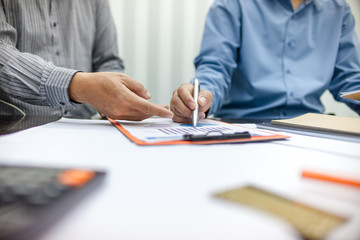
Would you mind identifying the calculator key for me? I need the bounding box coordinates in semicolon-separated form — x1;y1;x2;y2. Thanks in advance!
58;170;95;187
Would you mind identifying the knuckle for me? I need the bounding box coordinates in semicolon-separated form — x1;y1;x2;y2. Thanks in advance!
144;104;152;115
172;116;182;123
134;112;146;121
113;112;124;120
170;97;178;106
180;83;192;89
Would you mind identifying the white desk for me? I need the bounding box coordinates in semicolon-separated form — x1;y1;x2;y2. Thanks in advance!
0;118;360;240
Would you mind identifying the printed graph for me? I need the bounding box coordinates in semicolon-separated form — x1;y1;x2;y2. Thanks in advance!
158;125;232;135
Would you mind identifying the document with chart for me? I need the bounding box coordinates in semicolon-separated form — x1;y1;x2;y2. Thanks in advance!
109;118;289;146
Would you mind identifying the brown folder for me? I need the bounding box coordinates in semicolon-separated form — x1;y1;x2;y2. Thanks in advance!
272;113;360;136
341;91;360;101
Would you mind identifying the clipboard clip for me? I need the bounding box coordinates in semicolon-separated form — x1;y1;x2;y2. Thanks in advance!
183;131;251;142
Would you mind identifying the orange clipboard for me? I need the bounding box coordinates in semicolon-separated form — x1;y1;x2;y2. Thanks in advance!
108;118;290;146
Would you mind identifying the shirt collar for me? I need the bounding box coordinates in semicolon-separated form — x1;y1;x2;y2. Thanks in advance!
311;0;344;11
284;0;343;12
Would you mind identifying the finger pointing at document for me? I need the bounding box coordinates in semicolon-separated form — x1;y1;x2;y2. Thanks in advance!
69;72;173;121
170;81;213;124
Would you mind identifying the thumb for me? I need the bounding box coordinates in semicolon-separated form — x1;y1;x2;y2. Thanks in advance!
198;89;213;113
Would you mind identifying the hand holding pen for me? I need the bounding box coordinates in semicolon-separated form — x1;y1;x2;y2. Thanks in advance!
170;79;213;124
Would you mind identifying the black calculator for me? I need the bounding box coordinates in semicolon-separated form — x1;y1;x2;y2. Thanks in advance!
0;165;105;240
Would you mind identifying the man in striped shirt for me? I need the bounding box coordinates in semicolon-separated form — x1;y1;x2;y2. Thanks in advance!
0;0;173;120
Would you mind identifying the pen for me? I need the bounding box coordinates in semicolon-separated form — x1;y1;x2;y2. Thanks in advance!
301;170;360;188
192;78;200;127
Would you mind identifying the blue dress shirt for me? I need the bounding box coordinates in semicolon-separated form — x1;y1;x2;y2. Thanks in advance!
195;0;360;119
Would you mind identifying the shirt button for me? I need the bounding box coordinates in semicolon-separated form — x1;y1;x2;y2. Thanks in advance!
288;40;295;47
60;102;65;106
56;51;60;56
289;92;294;97
286;69;291;74
53;22;57;27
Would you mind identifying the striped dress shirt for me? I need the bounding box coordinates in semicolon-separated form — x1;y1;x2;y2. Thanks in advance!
0;0;124;118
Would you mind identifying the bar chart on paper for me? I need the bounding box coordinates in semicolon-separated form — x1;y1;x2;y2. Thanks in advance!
158;124;231;136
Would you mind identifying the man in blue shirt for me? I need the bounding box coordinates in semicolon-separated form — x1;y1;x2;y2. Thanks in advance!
170;0;360;122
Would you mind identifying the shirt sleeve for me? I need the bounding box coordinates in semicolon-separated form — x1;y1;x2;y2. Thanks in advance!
92;0;125;72
194;0;241;114
328;3;360;115
0;6;78;108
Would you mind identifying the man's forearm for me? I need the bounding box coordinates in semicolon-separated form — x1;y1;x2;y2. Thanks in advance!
0;43;77;108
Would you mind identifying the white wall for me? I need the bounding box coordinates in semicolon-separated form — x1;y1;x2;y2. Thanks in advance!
109;0;213;106
109;0;360;117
